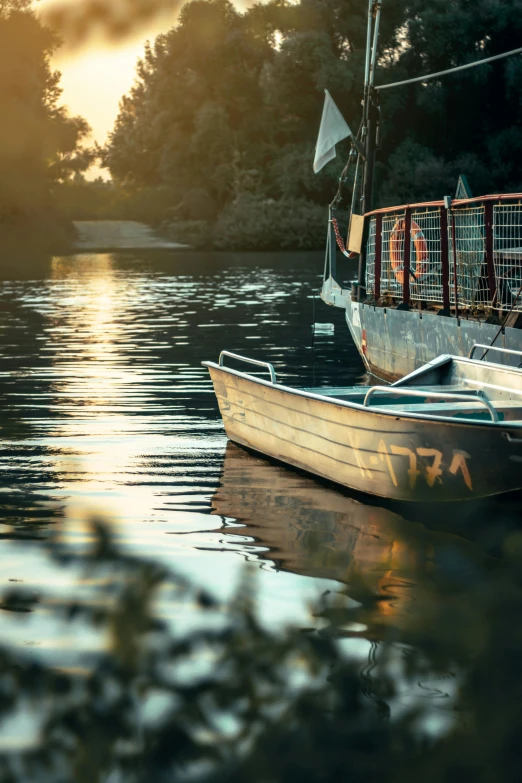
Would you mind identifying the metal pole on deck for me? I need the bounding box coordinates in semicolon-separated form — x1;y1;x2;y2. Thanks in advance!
451;217;459;318
328;206;337;282
363;0;373;95
358;0;382;302
361;99;378;218
369;2;382;89
362;0;381;217
445;197;459;318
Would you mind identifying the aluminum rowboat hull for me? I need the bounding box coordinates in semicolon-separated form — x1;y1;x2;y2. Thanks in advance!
205;363;522;502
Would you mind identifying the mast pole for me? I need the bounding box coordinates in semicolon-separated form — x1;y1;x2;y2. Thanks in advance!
363;0;373;96
363;0;381;216
369;1;382;90
358;0;382;301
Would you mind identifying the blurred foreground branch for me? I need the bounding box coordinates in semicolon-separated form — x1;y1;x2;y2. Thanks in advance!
42;0;250;46
43;0;182;45
2;516;522;782
0;519;397;783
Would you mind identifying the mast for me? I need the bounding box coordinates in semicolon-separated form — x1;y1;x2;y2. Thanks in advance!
362;0;381;215
363;0;373;97
358;0;382;301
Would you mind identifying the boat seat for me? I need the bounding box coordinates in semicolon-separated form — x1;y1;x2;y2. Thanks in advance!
379;400;522;422
399;384;483;394
302;384;479;396
303;387;361;397
304;384;489;399
304;386;522;416
394;384;522;405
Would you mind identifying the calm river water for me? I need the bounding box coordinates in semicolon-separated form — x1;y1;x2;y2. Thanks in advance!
0;250;520;731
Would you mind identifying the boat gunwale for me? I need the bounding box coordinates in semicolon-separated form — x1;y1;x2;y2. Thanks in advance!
364;192;522;217
202;360;522;432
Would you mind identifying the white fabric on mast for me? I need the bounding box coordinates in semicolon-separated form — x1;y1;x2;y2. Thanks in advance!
313;89;353;173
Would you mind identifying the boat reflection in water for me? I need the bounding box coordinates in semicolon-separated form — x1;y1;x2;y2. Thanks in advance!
211;443;494;642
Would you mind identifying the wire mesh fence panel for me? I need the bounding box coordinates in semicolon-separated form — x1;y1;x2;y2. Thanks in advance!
365;216;377;296
380;211;406;298
493;203;522;311
409;208;444;304
448;206;487;310
364;198;522;311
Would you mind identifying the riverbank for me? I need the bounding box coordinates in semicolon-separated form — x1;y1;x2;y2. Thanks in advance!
74;220;190;251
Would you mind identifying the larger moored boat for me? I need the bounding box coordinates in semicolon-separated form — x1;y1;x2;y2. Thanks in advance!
322;192;522;381
319;1;522;381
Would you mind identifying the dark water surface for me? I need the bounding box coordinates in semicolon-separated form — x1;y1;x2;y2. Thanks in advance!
0;250;519;730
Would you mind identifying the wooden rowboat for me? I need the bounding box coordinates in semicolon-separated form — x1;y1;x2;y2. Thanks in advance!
203;345;522;502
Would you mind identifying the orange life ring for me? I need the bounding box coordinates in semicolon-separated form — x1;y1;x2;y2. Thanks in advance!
390;218;429;284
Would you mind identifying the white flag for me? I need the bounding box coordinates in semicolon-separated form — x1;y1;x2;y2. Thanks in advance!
313;89;353;173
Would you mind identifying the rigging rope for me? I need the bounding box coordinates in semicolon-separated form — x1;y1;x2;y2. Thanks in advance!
375;45;522;91
331;217;356;258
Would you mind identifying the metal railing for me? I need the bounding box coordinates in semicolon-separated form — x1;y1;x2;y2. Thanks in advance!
469;344;522;362
218;351;277;384
364;195;522;313
363;386;499;422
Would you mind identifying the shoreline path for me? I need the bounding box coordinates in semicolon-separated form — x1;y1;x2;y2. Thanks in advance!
74;221;189;251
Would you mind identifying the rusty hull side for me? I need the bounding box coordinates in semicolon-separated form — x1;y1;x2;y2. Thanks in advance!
321;277;522;382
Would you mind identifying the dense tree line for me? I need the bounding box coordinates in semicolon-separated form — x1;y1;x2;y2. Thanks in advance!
0;0;91;254
100;0;522;250
377;0;522;205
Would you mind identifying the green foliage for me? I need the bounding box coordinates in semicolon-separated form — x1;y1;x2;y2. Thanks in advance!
213;195;327;251
161;218;210;248
0;1;91;250
119;185;181;224
378;0;522;202
99;0;522;245
102;0;373;248
53;180;182;225
53;179;124;221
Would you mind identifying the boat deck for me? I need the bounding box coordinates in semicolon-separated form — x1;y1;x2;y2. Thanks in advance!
303;374;522;423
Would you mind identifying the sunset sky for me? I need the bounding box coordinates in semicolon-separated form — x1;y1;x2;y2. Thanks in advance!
38;1;250;176
55;41;148;145
40;2;176;151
